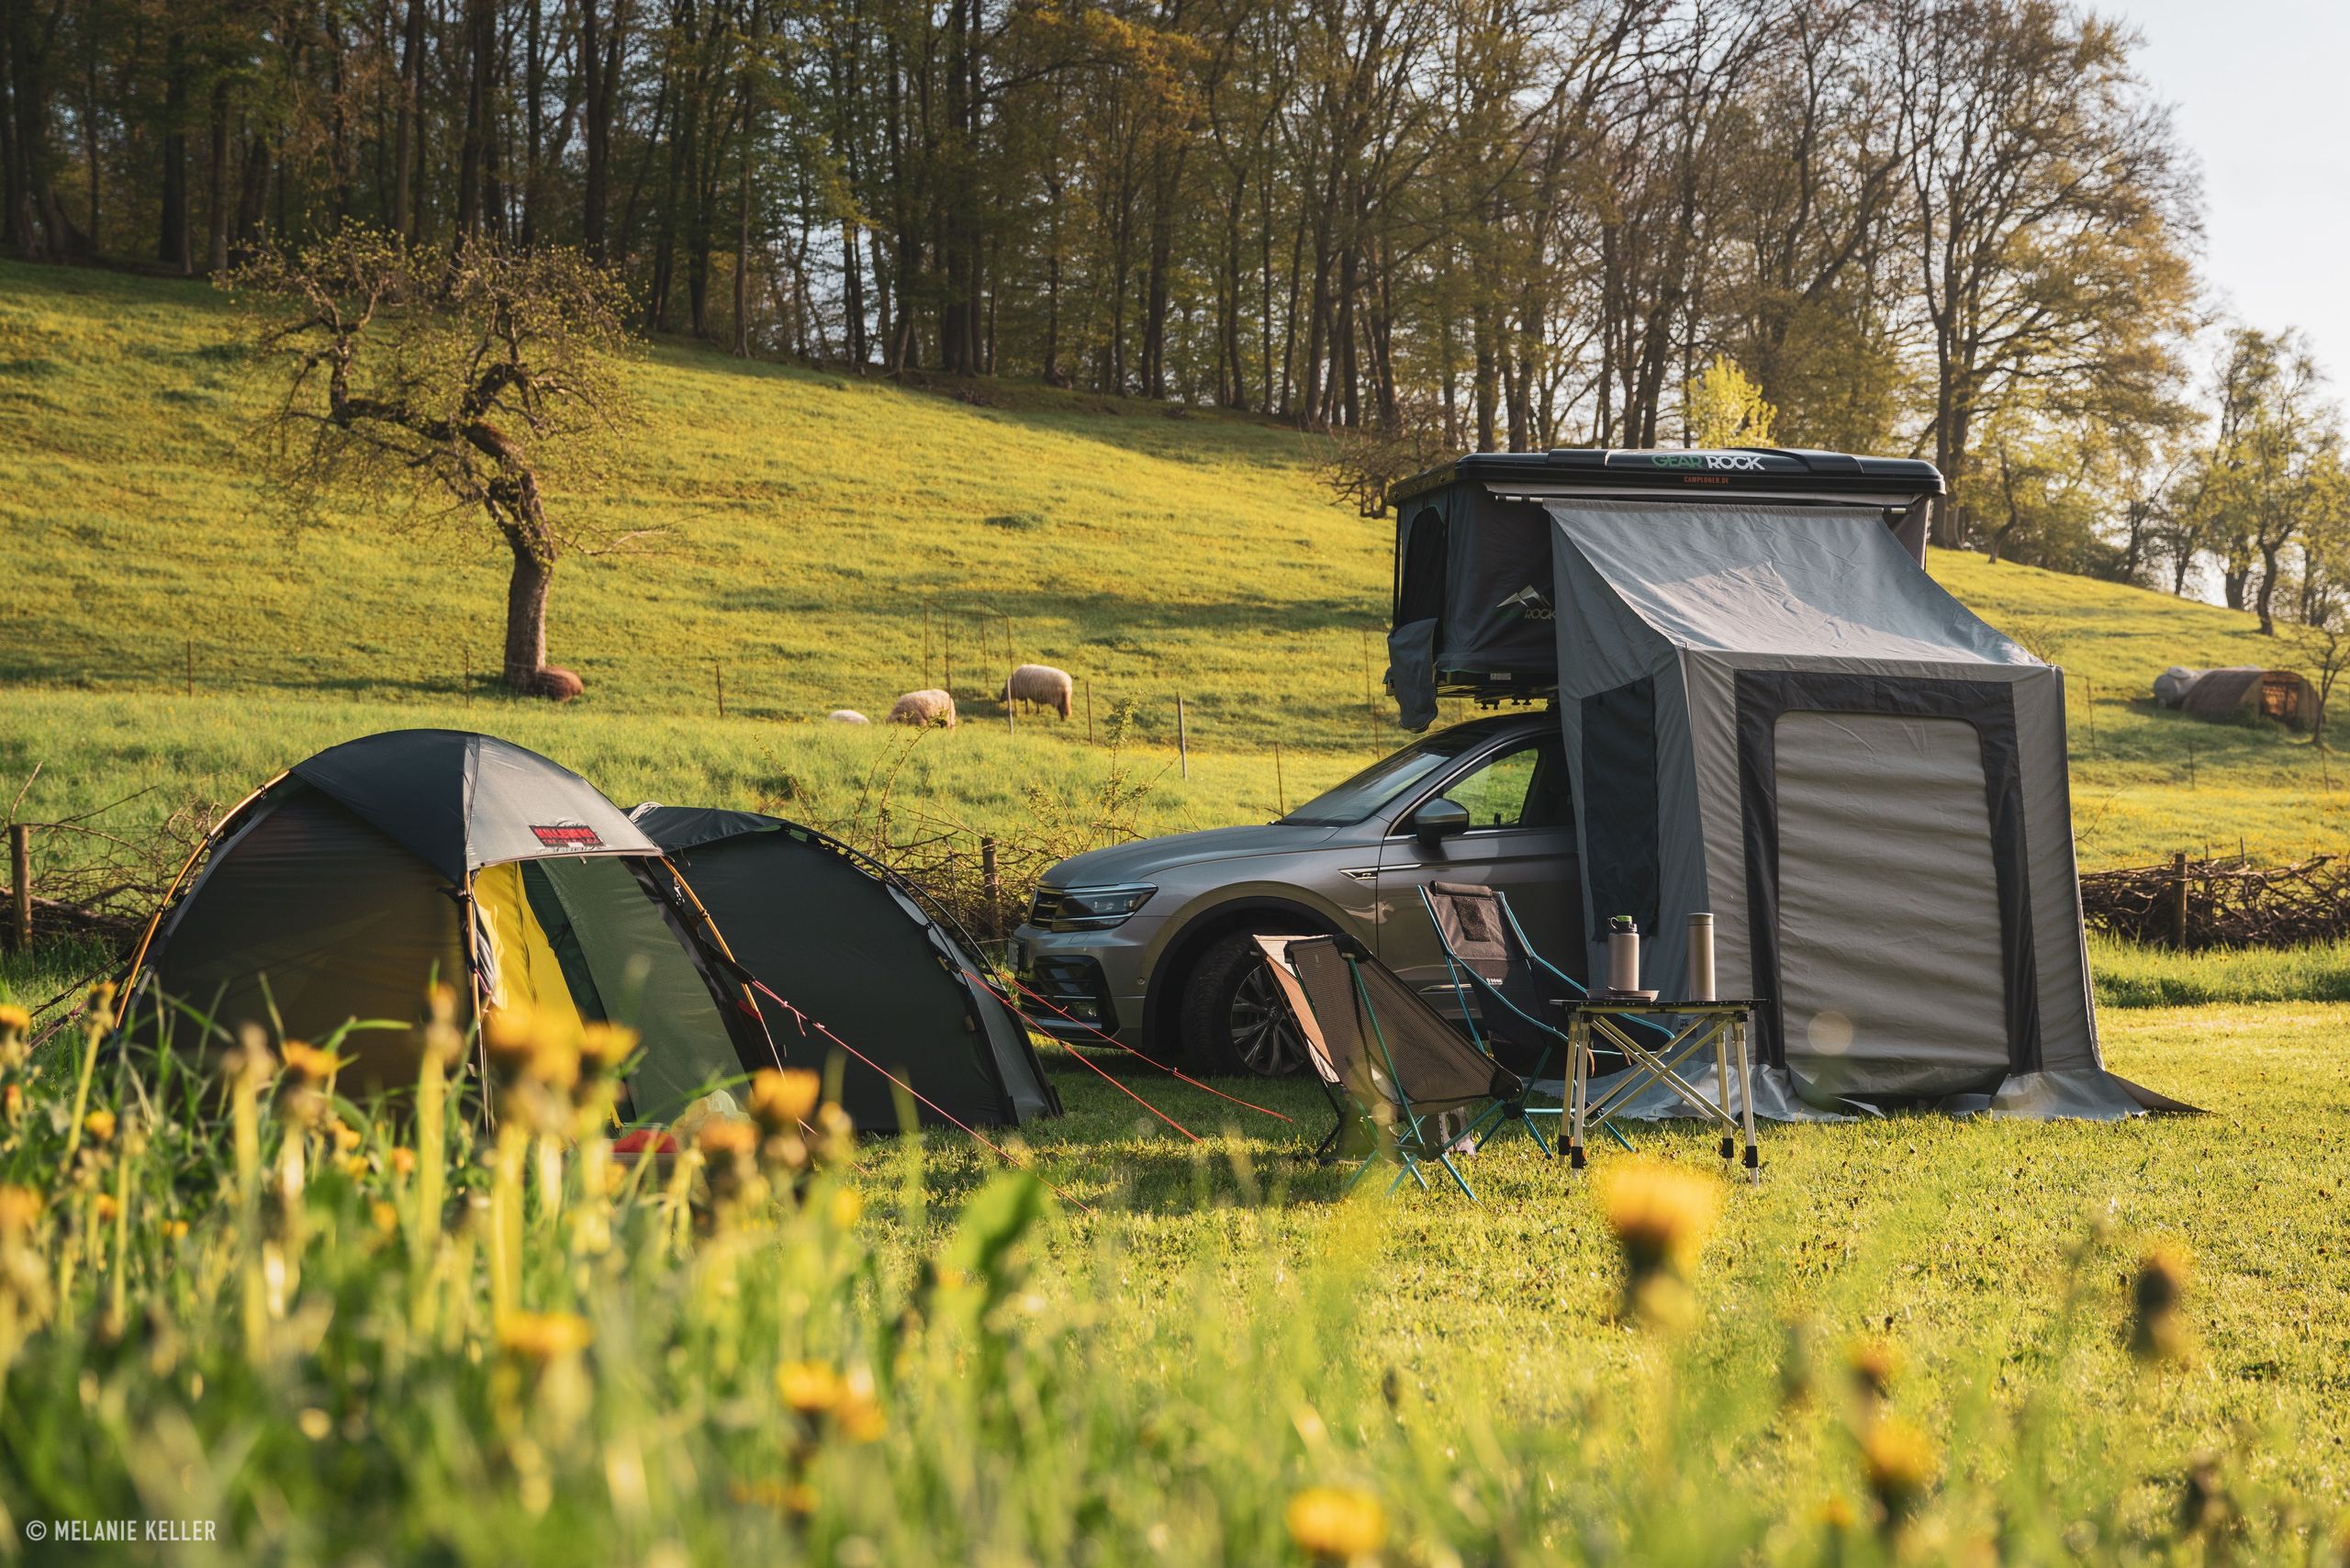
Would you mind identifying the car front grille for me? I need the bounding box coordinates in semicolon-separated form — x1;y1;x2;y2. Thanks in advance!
1026;888;1065;928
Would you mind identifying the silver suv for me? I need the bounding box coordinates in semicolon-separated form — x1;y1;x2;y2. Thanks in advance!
1013;711;1582;1075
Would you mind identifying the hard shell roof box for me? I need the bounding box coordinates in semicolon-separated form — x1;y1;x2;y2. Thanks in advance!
1385;448;1946;714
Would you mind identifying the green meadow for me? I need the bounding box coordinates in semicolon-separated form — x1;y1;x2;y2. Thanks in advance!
5;261;2347;876
4;263;2350;1562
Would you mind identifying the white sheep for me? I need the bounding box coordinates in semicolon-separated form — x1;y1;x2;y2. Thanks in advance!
827;709;870;724
997;663;1074;719
887;689;958;727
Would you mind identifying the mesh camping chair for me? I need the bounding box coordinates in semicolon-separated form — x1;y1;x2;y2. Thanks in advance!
1254;934;1539;1200
1419;882;1645;1152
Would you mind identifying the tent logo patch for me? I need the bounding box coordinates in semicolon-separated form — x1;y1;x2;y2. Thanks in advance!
531;822;604;850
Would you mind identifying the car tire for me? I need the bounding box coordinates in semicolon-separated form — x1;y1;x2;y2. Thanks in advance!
1179;930;1313;1078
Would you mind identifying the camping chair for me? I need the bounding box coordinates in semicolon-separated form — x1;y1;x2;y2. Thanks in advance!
1253;935;1542;1201
1417;882;1633;1154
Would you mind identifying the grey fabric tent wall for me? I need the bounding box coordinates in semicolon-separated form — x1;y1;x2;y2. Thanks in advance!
631;807;1059;1131
1547;501;2163;1120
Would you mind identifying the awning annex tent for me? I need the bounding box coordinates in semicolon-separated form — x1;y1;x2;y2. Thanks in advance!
121;730;775;1120
630;807;1059;1131
1549;501;2174;1119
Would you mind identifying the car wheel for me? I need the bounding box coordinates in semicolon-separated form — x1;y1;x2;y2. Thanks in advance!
1180;930;1311;1078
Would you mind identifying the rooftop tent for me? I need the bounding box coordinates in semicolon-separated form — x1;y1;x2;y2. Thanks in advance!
1546;501;2178;1120
628;806;1060;1132
1385;448;1942;728
120;731;775;1120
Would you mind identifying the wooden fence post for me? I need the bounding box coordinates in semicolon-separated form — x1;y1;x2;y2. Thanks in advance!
715;662;725;719
8;823;28;956
2170;850;2189;949
1275;742;1285;816
1085;679;1094;745
185;637;194;699
981;835;1002;938
1177;694;1189;778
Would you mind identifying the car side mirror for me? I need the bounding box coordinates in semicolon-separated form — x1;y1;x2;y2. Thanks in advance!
1411;798;1472;842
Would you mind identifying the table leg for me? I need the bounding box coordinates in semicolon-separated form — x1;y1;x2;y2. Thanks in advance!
1567;1017;1588;1171
1734;1016;1761;1184
1714;1015;1734;1165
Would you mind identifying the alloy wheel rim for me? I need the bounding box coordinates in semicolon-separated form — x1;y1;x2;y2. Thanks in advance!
1227;965;1305;1076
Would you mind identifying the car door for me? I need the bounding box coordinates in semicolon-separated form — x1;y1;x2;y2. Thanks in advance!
1373;727;1583;1011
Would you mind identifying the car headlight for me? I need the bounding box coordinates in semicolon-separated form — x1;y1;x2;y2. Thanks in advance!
1046;884;1157;931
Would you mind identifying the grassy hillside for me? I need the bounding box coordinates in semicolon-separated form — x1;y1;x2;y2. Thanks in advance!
3;260;2344;876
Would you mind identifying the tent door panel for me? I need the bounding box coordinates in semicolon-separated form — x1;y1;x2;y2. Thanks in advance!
1772;712;2009;1096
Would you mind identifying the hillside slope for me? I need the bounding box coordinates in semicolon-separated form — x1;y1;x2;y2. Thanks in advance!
2;262;2344;869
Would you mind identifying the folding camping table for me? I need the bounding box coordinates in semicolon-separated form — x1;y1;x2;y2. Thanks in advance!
1559;999;1762;1182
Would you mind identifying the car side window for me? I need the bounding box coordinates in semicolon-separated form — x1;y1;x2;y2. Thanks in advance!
1425;734;1572;831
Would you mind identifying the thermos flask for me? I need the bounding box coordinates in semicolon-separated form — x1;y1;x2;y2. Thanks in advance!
1606;915;1640;994
1686;913;1716;1002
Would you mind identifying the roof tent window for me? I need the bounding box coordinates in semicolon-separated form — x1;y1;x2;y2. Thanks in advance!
1396;507;1448;625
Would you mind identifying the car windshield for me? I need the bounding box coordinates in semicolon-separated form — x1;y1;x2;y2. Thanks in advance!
1279;728;1490;826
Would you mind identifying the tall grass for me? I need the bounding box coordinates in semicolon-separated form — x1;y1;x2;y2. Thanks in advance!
0;995;2340;1562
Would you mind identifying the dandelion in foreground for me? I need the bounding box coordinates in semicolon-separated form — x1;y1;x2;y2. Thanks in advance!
1598;1159;1720;1325
1847;1336;1900;1406
496;1310;594;1363
82;1109;117;1146
749;1070;822;1134
0;1003;29;1039
1285;1484;1388;1563
777;1360;845;1418
1860;1417;1937;1530
2131;1242;2194;1363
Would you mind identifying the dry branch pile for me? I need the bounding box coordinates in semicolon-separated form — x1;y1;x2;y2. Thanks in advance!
2078;855;2350;948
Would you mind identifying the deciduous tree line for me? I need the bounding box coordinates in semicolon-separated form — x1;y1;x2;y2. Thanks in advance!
9;0;2323;580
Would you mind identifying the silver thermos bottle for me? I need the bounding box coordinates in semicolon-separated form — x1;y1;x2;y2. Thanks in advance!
1686;913;1716;1002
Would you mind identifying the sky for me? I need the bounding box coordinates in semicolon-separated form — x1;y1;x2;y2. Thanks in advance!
2111;0;2350;386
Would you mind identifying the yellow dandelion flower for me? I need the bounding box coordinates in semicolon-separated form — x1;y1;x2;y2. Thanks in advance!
577;1022;639;1077
94;1193;119;1224
2;1084;20;1123
0;1185;40;1235
776;1360;845;1417
83;1108;118;1146
747;1069;822;1134
279;1041;344;1086
162;1218;189;1241
1860;1418;1937;1528
1814;1495;1856;1531
830;1187;865;1230
389;1148;418;1179
1848;1337;1901;1402
330;1121;363;1153
370;1201;400;1238
1285;1484;1389;1562
699;1118;760;1160
496;1310;595;1362
2131;1242;2194;1363
1599;1159;1720;1282
0;1003;30;1036
340;1153;372;1180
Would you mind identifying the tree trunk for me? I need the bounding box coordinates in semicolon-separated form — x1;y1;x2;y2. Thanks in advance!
502;535;554;689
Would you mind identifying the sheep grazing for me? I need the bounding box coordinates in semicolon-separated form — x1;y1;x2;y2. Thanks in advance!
887;689;958;727
519;666;584;702
998;663;1074;719
827;709;870;724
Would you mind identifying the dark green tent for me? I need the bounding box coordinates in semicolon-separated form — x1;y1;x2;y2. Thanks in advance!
121;731;776;1120
630;806;1060;1131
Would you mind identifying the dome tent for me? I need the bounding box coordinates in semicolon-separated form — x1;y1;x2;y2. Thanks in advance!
628;806;1060;1132
120;731;776;1120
